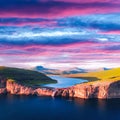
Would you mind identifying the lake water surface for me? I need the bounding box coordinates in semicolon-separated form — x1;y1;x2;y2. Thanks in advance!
43;75;88;88
0;95;120;120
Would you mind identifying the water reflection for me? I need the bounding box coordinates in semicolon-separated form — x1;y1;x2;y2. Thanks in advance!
73;98;120;111
0;95;120;120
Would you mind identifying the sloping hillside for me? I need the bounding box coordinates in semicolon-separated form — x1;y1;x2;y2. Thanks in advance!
0;66;57;86
66;68;120;82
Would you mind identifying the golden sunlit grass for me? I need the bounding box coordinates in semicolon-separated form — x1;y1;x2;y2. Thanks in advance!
7;79;15;82
0;66;6;70
67;68;120;83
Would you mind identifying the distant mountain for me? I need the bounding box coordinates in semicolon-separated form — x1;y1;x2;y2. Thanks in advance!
35;66;50;71
62;67;87;74
62;67;112;75
33;66;61;75
103;67;112;71
33;66;112;75
33;66;87;75
84;67;112;73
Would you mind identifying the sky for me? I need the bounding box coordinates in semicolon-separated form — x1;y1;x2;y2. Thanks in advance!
0;0;120;69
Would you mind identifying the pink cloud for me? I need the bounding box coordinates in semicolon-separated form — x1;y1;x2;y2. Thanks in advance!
0;42;120;57
0;1;119;18
0;20;57;27
100;30;120;34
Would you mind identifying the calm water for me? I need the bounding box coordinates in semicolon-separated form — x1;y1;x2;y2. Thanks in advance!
43;75;87;88
0;95;120;120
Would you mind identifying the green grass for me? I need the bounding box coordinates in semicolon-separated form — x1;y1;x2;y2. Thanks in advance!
0;66;57;86
20;79;57;86
72;77;100;81
66;68;120;82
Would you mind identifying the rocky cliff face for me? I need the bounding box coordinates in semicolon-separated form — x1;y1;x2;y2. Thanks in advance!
1;79;120;99
0;80;54;96
6;81;35;95
0;88;6;94
0;79;7;94
6;81;54;96
35;88;54;96
54;80;120;99
6;80;54;96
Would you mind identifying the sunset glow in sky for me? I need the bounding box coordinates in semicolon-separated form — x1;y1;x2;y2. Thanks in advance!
0;0;120;69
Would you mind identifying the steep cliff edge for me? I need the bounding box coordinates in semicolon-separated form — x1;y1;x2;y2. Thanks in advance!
0;88;6;94
54;67;120;99
6;80;35;95
0;66;56;96
6;80;54;96
54;80;120;99
0;80;120;99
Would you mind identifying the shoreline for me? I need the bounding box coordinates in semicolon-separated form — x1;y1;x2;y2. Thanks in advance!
1;80;120;99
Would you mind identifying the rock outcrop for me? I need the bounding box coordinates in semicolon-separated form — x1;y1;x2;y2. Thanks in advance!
54;80;120;99
6;81;35;95
6;80;54;96
0;80;54;96
35;88;54;96
0;88;6;94
1;79;120;99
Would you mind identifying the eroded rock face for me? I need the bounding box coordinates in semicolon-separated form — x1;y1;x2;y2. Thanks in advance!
108;81;120;98
35;88;54;96
6;81;35;95
0;79;7;94
6;80;54;96
53;81;120;99
72;82;110;99
53;88;74;98
1;79;120;99
0;88;6;94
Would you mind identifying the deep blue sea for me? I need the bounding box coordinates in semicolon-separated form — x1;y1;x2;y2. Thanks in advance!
0;94;120;120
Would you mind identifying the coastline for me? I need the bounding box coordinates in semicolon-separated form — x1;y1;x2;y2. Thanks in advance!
1;79;120;99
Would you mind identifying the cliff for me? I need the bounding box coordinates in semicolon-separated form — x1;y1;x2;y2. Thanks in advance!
0;88;6;94
54;67;120;99
6;80;54;96
1;79;120;99
0;66;56;96
54;80;120;99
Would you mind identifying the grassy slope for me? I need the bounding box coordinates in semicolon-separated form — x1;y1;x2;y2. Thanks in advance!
0;66;57;86
65;68;120;82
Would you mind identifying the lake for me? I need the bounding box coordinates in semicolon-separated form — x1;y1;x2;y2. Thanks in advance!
0;95;120;120
43;75;88;88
